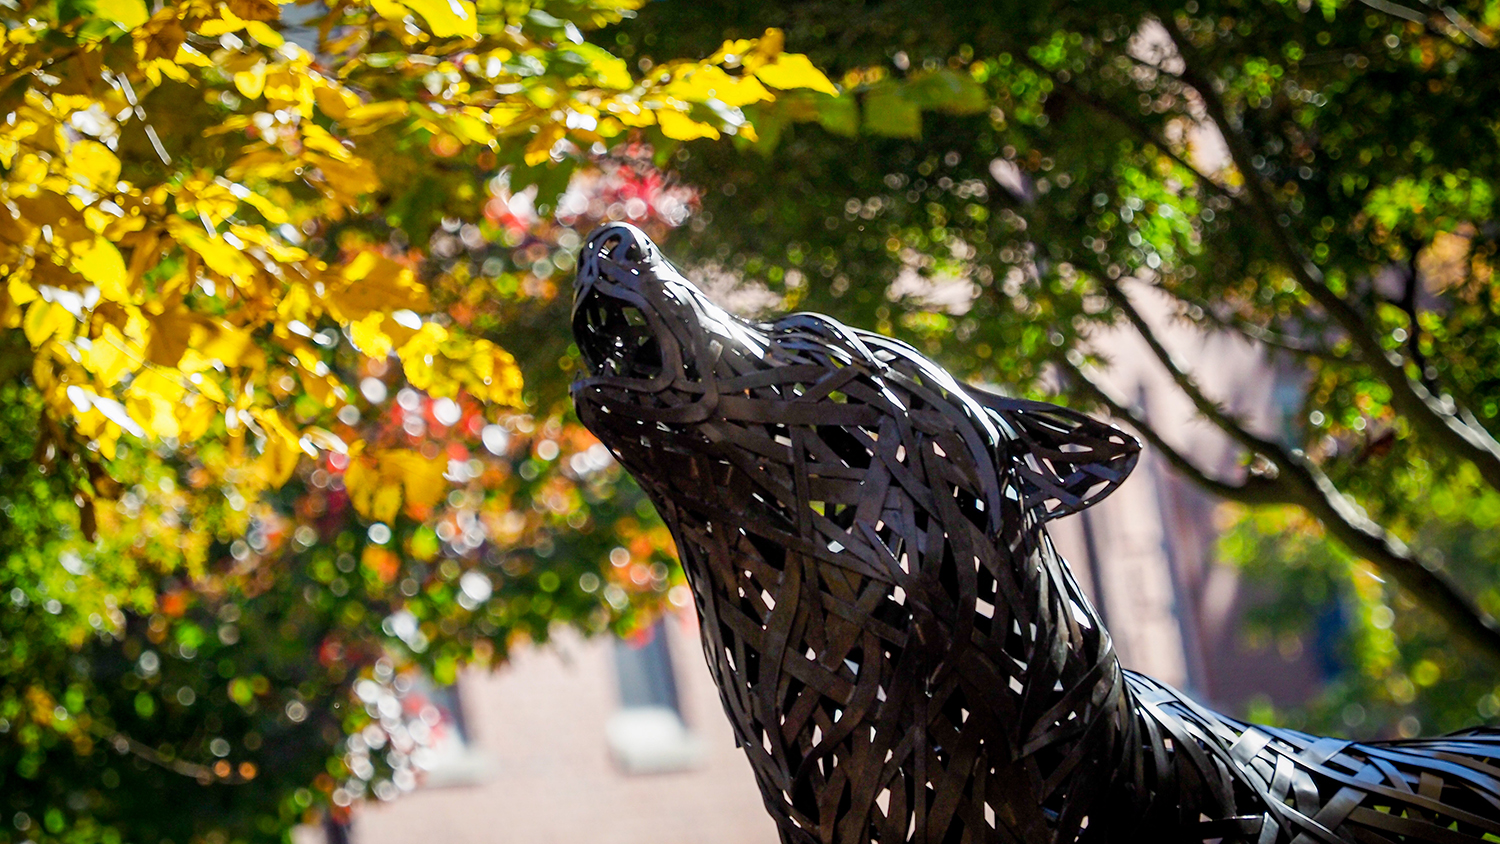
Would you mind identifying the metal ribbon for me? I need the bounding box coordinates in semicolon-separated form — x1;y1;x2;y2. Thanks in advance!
570;223;1500;843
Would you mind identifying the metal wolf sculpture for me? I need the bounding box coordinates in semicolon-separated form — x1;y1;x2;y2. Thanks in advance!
570;223;1500;844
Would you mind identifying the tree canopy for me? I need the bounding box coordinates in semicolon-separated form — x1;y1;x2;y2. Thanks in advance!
617;0;1500;738
0;1;835;840
7;0;1500;840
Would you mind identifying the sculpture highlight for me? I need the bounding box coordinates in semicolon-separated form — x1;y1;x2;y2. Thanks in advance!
570;223;1500;843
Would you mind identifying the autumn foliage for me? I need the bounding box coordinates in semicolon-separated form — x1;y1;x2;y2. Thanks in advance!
0;0;837;840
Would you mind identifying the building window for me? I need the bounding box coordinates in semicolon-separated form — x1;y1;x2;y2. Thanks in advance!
400;674;495;788
605;618;704;774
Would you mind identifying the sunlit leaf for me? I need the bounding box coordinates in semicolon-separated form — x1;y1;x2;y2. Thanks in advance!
399;0;478;38
70;236;130;302
345;449;449;522
93;0;149;30
753;53;839;95
656;109;720;141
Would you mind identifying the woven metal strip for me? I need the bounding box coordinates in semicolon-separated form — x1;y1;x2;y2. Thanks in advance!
570;223;1500;843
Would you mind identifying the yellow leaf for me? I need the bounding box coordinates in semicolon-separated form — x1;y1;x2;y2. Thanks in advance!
475;344;524;405
523;124;565;166
129;368;186;403
710;37;759;66
94;426;119;461
244;21;283;46
71;236;130;302
257;433;302;487
343;457;376;516
313;84;362;121
756;28;785;60
145;308;199;367
85;325;137;387
198;8;248;37
178;399;217;442
198;322;258;368
69;140;121;191
345;449;448;522
344;100;409;132
190;372;226;403
225;148;296;181
327;251;428;321
226;0;279;21
370;0;408;22
399;0;477;38
348;312;393;358
170;220;257;281
665;66;772;107
656;109;720;141
23;301;73;346
446;109;493;145
0;200;31;245
385;450;449;512
234;61;267;100
8;275;38;306
301;124;353;160
94;0;148;30
305;153;380;197
240;191;289;225
126;370;184;439
252;409;302;486
174;43;214;68
488;103;527;129
566;43;632;90
396;324;523;407
754;53;839;95
300;370;338;407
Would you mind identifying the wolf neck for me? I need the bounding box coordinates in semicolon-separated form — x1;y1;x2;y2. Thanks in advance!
648;438;1149;841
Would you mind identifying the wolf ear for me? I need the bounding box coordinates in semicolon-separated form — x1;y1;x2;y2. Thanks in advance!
964;388;1141;520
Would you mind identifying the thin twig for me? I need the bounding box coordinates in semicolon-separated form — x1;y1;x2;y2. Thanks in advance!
1164;25;1500;492
1011;52;1235;203
1102;278;1288;458
1061;357;1279;504
1066;301;1500;660
100;727;255;785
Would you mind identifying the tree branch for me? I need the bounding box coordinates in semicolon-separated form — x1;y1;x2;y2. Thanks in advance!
1360;0;1497;50
1274;447;1500;661
1163;26;1500;494
1060;356;1281;505
97;727;255;785
1138;278;1346;358
1197;306;1342;359
1064;316;1500;662
1103;279;1292;459
1012;53;1236;204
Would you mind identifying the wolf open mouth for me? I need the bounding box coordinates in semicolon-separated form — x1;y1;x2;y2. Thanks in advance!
573;287;664;380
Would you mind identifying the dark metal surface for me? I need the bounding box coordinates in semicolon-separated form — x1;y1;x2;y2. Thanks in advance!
570;223;1500;843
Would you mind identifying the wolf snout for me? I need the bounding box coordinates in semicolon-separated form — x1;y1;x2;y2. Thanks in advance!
572;223;668;380
574;223;653;301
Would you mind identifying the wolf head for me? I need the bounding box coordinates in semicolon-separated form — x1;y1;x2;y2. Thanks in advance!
571;222;1139;533
571;223;1144;843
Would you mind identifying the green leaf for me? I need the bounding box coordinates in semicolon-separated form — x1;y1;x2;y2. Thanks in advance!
816;94;860;137
862;86;921;138
905;69;988;115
